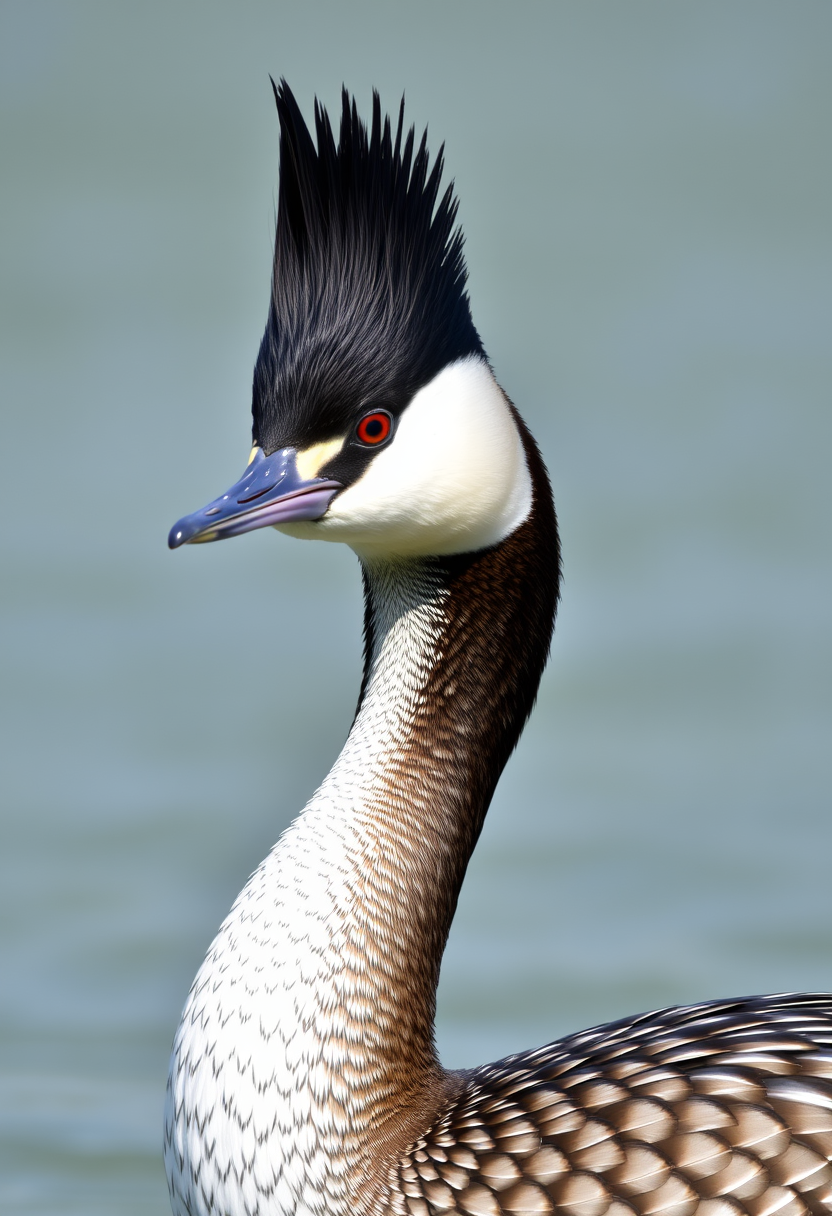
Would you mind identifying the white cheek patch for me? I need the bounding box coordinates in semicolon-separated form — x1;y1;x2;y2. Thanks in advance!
279;357;532;557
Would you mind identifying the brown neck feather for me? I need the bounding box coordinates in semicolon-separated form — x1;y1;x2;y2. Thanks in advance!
353;414;560;1188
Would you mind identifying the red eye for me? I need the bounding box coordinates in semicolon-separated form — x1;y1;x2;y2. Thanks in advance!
356;411;392;446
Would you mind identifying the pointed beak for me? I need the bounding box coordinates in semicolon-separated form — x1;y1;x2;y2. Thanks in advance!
168;447;342;549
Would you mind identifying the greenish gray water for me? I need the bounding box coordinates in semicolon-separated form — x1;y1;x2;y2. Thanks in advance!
1;2;830;1211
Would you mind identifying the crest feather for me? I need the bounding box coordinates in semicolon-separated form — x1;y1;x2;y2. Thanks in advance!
252;81;484;453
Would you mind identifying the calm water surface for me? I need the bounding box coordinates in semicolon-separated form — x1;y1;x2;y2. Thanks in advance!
1;3;830;1212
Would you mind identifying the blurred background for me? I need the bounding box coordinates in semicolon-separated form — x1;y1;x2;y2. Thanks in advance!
1;2;830;1212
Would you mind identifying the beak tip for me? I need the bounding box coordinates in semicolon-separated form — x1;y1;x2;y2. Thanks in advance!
168;522;187;549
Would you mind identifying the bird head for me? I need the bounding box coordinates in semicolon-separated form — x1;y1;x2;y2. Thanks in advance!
169;82;531;560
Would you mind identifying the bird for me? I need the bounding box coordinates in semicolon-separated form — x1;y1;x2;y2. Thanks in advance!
164;81;832;1216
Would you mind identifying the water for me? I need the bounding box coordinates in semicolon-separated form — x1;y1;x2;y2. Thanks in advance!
1;2;830;1211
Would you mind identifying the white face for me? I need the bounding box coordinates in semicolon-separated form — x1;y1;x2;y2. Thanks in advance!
278;356;533;559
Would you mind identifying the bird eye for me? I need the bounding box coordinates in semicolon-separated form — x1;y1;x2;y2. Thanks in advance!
355;411;393;446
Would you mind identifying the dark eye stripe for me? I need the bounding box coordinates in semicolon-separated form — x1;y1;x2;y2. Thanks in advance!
356;411;393;445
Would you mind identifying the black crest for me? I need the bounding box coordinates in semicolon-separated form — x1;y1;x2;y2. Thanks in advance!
252;81;484;454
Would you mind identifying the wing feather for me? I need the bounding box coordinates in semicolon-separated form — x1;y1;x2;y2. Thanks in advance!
392;996;832;1216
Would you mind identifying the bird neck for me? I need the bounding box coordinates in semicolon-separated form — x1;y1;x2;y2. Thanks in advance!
165;418;558;1216
309;416;560;1169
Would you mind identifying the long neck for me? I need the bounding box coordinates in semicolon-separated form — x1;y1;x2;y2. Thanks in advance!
333;419;560;1158
165;423;559;1216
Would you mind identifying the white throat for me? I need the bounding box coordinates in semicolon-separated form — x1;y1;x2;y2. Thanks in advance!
165;561;449;1216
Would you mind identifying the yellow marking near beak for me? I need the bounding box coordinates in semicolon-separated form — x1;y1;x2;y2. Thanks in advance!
247;445;260;467
296;437;344;481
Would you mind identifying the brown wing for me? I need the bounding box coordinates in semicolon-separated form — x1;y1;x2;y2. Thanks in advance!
393;994;832;1216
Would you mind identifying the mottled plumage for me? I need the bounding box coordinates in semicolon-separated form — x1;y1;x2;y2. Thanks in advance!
394;995;832;1216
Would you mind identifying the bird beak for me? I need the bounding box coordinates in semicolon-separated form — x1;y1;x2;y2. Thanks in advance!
168;447;342;549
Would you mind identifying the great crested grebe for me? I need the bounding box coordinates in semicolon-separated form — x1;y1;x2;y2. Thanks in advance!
165;83;832;1216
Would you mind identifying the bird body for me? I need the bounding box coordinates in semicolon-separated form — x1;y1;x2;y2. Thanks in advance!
164;84;832;1216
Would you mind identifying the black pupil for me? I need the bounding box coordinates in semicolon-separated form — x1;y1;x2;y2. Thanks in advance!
364;417;384;439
